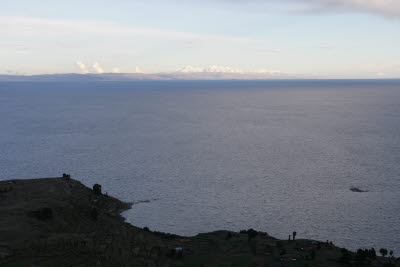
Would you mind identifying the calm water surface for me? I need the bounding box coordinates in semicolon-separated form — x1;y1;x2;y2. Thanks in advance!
1;80;400;252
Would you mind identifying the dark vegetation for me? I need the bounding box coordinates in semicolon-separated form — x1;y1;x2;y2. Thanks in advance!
240;228;258;241
93;183;102;195
381;248;389;257
338;247;399;266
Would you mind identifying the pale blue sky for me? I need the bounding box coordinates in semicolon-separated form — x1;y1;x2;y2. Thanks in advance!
1;0;400;78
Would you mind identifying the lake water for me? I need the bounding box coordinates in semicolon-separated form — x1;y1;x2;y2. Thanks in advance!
1;80;400;253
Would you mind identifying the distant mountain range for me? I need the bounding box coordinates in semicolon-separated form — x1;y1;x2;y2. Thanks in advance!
0;72;293;82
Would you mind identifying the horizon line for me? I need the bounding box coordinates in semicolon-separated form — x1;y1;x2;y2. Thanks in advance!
1;73;399;81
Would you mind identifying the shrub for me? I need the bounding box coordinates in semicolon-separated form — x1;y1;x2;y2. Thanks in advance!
239;229;258;241
380;248;388;257
356;248;369;264
246;229;258;241
369;248;376;259
93;184;102;195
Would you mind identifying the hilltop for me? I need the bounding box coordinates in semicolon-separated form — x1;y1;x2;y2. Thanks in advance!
0;72;293;82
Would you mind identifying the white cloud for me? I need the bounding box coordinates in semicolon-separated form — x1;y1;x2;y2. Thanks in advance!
0;16;258;44
218;0;400;18
289;0;400;18
258;48;281;53
75;61;89;74
206;65;243;73
176;65;243;73
112;67;121;73
318;45;336;49
256;69;282;74
92;62;104;74
135;67;144;73
176;66;205;73
377;72;388;77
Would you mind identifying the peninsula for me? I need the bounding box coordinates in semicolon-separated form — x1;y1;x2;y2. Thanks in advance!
0;177;398;267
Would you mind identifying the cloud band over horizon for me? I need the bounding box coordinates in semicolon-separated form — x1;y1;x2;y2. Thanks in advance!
1;0;399;78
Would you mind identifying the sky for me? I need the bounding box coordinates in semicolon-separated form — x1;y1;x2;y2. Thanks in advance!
1;0;400;78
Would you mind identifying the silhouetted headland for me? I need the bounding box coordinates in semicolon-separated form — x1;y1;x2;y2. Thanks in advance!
0;176;398;266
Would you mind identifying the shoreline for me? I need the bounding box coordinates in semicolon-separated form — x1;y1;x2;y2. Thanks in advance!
1;177;398;266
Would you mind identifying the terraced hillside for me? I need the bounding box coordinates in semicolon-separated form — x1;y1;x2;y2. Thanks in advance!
0;177;398;267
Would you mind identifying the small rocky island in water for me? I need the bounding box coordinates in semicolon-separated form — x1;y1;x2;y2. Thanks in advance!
0;176;398;267
350;187;369;193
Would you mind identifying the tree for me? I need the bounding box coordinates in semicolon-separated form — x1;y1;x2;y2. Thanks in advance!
380;248;388;257
390;250;394;257
247;229;258;241
369;248;376;259
93;184;102;195
292;231;297;240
